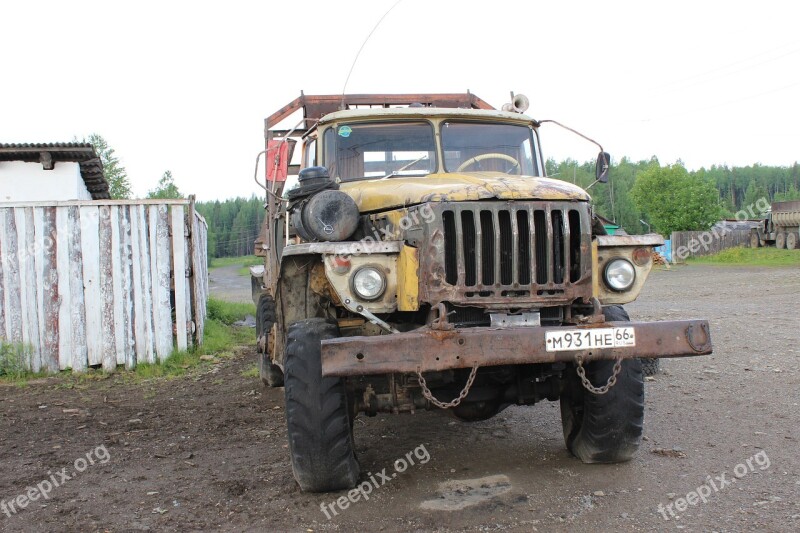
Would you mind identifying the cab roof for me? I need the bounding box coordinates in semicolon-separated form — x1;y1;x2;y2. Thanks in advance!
318;106;537;126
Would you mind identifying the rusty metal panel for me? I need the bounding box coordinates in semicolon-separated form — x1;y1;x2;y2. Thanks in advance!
321;319;712;377
0;200;209;373
266;93;496;130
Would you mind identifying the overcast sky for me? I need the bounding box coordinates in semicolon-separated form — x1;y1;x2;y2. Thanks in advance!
1;0;798;200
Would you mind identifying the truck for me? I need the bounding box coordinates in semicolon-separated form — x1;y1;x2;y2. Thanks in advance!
250;93;713;492
750;200;800;250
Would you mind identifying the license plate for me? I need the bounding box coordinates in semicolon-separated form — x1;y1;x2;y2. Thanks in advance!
545;327;636;352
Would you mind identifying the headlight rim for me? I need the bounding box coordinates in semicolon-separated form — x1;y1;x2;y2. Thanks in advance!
350;265;387;301
603;257;636;292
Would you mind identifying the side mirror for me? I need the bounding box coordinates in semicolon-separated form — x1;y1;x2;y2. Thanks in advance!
596;152;610;183
266;139;297;182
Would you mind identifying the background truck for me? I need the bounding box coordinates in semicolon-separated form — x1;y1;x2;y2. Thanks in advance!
250;93;713;492
750;200;800;250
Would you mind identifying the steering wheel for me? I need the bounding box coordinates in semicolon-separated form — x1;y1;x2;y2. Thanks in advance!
456;153;521;174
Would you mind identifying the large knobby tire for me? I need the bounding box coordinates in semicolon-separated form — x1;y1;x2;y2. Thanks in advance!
560;305;645;463
284;319;359;492
776;232;786;249
641;358;661;377
787;232;798;250
256;295;283;387
749;231;761;249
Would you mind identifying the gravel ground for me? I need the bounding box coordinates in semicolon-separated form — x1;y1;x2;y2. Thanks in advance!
208;264;252;304
1;264;798;532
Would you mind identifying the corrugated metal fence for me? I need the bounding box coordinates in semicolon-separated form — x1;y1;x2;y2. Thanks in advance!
0;199;208;373
670;229;751;262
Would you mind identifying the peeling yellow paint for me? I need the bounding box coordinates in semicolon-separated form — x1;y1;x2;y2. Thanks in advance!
340;173;589;213
397;245;420;311
592;240;599;299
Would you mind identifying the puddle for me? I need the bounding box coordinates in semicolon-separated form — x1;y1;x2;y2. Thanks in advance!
420;474;512;511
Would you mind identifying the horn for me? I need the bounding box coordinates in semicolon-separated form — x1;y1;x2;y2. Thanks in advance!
512;93;529;113
502;93;530;113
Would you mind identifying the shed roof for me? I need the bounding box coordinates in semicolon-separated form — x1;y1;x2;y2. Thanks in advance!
0;142;110;200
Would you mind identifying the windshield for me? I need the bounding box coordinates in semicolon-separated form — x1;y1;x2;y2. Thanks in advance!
442;122;538;176
324;122;437;181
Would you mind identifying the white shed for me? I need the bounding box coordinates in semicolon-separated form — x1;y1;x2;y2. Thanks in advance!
0;143;110;202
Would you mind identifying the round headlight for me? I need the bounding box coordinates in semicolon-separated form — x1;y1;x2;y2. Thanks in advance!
352;266;386;301
604;258;636;291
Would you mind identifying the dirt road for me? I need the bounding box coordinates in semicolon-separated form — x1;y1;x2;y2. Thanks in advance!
1;265;799;531
208;264;252;304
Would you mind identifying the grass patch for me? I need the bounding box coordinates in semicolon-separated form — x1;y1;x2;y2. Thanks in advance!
0;342;34;379
207;298;256;326
689;246;800;267
209;255;262;270
237;265;255;277
241;365;259;378
130;298;256;381
0;298;257;386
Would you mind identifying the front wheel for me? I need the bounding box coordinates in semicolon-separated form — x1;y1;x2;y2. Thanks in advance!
256;295;283;387
284;319;359;492
559;305;645;463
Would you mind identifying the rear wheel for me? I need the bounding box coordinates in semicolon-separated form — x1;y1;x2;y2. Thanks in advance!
560;305;645;463
787;232;798;250
284;319;359;492
256;295;283;387
749;231;761;248
776;232;786;249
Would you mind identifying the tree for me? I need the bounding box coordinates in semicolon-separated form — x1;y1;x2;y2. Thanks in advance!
147;170;183;199
630;163;724;236
86;134;132;199
742;180;769;215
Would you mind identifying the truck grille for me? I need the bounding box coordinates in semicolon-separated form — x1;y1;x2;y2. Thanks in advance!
421;201;591;306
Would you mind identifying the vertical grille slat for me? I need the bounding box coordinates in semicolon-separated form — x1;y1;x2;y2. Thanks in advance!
498;211;513;285
462;210;477;286
442;210;458;285
533;210;548;284
434;202;587;299
545;206;555;285
479;210;494;285
516;210;531;285
562;209;571;285
568;210;582;282
551;210;564;285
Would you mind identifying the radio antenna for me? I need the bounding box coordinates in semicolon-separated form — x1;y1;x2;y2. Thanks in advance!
340;0;403;107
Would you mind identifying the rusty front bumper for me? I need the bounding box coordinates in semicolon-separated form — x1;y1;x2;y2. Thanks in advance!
321;320;712;377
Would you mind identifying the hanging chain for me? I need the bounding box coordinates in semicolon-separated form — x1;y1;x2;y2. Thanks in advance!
416;365;479;409
575;355;623;395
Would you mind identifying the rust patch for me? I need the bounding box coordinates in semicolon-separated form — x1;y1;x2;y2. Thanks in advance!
427;329;458;342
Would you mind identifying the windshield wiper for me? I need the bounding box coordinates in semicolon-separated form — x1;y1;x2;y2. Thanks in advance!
379;154;429;180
